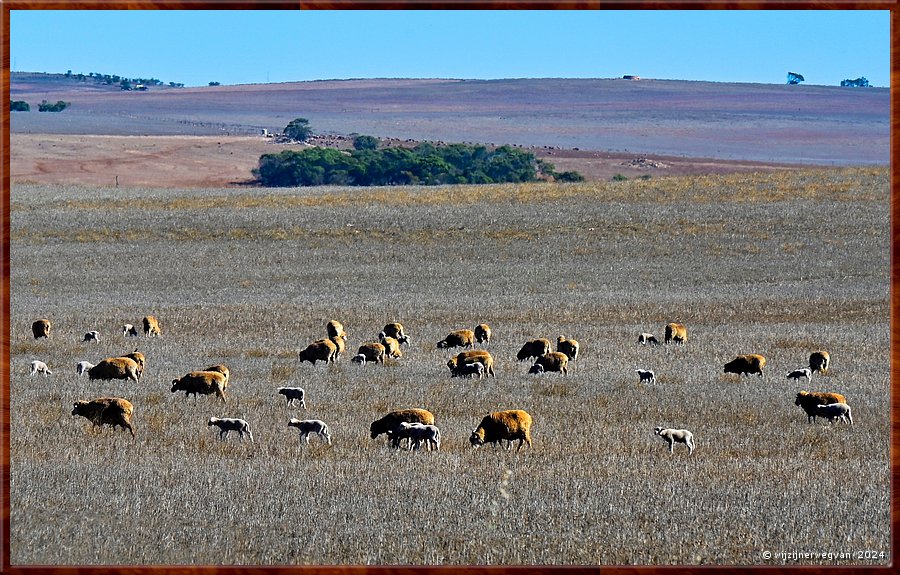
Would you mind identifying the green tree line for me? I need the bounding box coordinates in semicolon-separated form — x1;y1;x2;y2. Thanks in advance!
254;142;583;187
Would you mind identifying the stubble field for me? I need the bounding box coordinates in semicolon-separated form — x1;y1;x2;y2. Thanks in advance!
8;167;891;566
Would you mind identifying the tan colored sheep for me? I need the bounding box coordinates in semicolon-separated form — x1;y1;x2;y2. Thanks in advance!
122;350;146;379
809;351;831;374
357;342;386;364
448;349;495;377
556;336;580;361
171;371;227;402
528;351;569;375
470;410;533;451
382;322;410;346
142;315;161;337
795;391;847;423
380;334;403;359
723;354;767;377
474;323;492;344
326;319;347;340
32;319;51;339
72;397;135;438
664;322;687;344
370;409;435;445
204;364;230;388
516;338;551;361
299;339;337;365
88;357;141;383
437;329;475;349
329;335;346;361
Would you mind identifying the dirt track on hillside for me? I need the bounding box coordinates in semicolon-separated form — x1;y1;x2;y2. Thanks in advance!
10;133;810;188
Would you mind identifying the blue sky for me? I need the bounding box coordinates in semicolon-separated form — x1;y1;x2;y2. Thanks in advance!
9;10;890;87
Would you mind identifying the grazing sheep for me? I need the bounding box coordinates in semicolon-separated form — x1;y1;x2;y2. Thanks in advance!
786;368;812;381
815;402;853;425
470;410;533;451
298;339;337;365
329;335;346;361
326;319;347;340
795;391;847;423
452;361;485;379
636;369;656;383
723;354;767;377
556;336;580;361
528;351;569;375
29;360;52;377
350;353;367;365
171;371;227;402
123;323;139;337
664;322;687;344
82;331;101;343
379;333;403;359
277;386;306;407
76;361;94;376
142;315;161;337
370;409;435;443
356;342;386;364
437;329;475;349
474;323;492;344
204;364;230;387
638;332;659;345
448;349;495;377
288;418;332;445
389;422;441;451
72;397;135;438
517;338;551;361
32;319;51;339
809;350;831;374
654;427;695;455
382;322;410;346
208;417;253;442
88;357;141;383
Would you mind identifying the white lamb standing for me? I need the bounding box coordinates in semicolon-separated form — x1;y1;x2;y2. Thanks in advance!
654;426;695;455
29;360;52;377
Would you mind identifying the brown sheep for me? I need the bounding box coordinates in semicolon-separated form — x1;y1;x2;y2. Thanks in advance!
357;342;386;364
32;319;51;339
448;349;495;377
556;336;580;361
382;322;410;346
723;354;767;377
437;329;475;349
795;390;847;423
204;364;230;387
516;338;551;361
88;357;141;383
809;351;831;374
370;408;435;442
142;315;161;337
299;339;337;365
72;397;135;438
326;319;347;340
121;350;145;379
470;410;533;451
380;334;403;359
329;335;346;361
665;322;687;344
171;371;227;402
474;323;492;344
529;351;569;375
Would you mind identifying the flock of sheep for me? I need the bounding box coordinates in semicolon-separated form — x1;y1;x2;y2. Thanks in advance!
28;316;852;455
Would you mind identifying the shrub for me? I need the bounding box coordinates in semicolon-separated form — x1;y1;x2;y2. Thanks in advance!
38;100;69;112
10;100;29;112
283;118;313;142
353;135;379;151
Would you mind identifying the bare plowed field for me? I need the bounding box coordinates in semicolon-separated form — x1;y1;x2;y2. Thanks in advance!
9;168;890;565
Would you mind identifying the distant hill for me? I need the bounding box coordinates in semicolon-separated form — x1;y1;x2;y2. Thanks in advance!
9;72;889;165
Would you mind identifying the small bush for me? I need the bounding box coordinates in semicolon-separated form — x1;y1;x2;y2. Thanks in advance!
11;100;30;112
38;100;69;112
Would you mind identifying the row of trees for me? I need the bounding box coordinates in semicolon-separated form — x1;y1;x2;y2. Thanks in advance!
255;141;582;187
63;70;185;88
11;100;70;112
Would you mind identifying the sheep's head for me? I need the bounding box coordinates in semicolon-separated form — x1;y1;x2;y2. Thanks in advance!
528;363;544;375
653;427;664;436
469;429;486;447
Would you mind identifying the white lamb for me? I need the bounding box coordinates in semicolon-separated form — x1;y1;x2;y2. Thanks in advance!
786;368;812;381
391;421;441;451
76;361;95;376
815;403;853;425
277;387;306;407
29;360;52;377
288;418;332;445
207;417;254;442
654;427;695;455
636;369;656;383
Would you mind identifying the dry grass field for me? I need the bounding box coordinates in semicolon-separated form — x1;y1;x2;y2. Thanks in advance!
8;167;890;566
